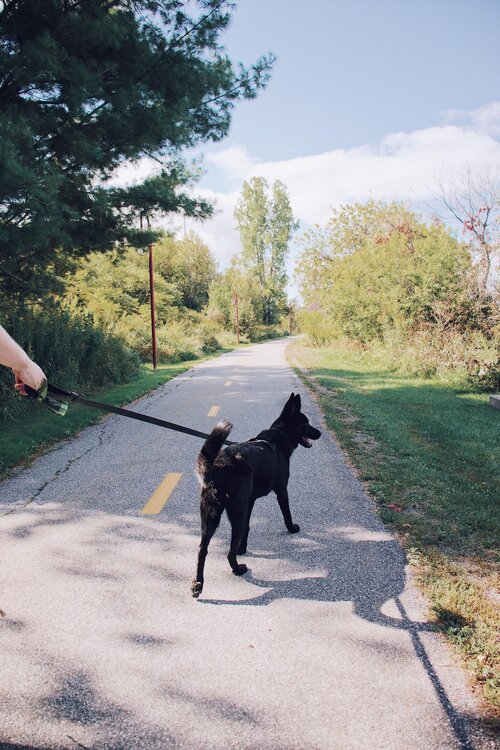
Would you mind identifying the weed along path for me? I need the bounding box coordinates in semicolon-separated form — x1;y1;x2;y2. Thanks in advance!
0;339;492;750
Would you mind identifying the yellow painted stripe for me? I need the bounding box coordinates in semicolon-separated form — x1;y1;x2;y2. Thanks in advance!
207;405;220;417
224;380;232;386
141;472;182;515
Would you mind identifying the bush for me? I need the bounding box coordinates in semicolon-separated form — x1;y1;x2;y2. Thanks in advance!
252;323;289;341
0;305;140;421
132;319;224;364
374;327;500;389
298;310;336;346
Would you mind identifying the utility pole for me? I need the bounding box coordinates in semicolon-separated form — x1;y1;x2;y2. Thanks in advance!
149;243;158;369
233;293;240;344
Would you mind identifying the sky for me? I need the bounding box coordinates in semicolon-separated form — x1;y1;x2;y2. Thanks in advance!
114;0;500;289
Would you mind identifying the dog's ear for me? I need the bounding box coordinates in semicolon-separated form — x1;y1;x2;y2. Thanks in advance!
282;392;296;417
294;394;301;412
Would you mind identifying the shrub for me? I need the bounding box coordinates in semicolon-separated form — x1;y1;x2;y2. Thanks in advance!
298;310;336;346
0;304;140;421
377;327;500;389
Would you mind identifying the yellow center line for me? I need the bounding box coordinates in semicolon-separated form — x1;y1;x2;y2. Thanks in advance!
141;472;182;515
207;405;220;417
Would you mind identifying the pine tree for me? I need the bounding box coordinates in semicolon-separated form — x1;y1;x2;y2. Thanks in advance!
0;1;274;297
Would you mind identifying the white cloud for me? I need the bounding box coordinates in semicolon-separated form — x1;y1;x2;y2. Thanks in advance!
206;146;260;181
182;188;240;269
106;156;158;186
442;100;500;137
106;108;500;271
208;124;500;233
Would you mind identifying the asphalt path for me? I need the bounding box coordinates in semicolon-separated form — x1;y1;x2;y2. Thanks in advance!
0;339;492;750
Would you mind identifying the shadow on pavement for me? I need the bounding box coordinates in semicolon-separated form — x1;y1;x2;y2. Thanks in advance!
199;524;475;750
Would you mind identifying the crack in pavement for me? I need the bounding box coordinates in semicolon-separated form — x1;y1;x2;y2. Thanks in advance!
0;422;112;519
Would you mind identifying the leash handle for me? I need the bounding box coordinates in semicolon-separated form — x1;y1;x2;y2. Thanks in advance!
23;380;68;416
23;383;44;401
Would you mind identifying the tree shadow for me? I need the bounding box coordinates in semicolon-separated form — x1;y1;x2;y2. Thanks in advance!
197;523;475;750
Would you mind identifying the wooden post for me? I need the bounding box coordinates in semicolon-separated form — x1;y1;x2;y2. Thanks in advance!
149;243;157;369
233;293;240;344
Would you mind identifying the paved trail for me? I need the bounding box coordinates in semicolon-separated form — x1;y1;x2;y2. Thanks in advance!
0;340;491;750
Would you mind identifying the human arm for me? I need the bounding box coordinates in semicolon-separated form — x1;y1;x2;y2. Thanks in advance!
0;325;46;394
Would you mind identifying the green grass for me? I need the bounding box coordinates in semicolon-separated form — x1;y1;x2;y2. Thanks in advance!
0;360;198;476
288;339;499;713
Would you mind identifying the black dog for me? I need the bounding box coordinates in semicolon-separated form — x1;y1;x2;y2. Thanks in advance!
191;393;321;597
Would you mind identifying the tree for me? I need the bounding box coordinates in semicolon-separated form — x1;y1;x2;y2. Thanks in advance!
66;231;217;328
234;176;297;324
0;1;274;297
437;169;499;294
154;231;217;311
65;245;182;334
207;256;263;338
295;201;476;342
295;200;413;307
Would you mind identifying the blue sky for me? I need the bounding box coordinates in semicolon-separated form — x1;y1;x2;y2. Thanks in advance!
115;1;500;278
205;0;500;165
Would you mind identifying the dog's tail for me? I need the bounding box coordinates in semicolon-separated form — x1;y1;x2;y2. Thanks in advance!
197;420;233;484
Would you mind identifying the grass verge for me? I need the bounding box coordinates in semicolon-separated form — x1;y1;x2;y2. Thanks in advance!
288;339;499;715
0;359;202;477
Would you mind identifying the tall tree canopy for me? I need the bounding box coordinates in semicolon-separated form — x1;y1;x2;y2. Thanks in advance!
234;176;297;324
296;201;484;343
0;0;274;296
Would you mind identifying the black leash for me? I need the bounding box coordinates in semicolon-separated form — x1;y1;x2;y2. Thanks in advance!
27;381;235;446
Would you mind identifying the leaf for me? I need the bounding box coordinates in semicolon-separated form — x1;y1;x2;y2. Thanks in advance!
385;503;403;512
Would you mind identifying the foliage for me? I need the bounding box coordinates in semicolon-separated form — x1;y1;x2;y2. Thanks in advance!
298;309;336;346
0;0;274;297
234;176;298;323
296;200;500;388
380;328;500;390
206;256;264;339
0;302;140;421
154;232;217;312
65;231;219;361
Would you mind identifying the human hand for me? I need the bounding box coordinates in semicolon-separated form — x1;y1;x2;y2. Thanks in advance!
13;360;46;396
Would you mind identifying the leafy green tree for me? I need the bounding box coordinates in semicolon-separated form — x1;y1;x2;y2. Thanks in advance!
296;200;413;306
296;202;476;343
0;0;274;297
66;246;181;337
66;232;217;333
234;176;297;323
207;256;263;338
154;232;217;311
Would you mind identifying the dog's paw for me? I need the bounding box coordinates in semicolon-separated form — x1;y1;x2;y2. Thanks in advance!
233;563;248;576
191;581;203;598
288;523;300;534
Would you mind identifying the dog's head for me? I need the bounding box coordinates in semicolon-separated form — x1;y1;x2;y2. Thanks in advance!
276;393;321;448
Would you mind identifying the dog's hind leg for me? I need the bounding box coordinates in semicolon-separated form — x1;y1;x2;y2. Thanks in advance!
238;496;256;555
191;507;222;598
226;500;249;576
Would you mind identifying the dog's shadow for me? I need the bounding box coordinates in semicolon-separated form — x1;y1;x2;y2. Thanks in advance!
198;524;432;631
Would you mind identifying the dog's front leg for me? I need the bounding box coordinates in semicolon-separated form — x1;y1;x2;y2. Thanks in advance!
276;488;300;534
